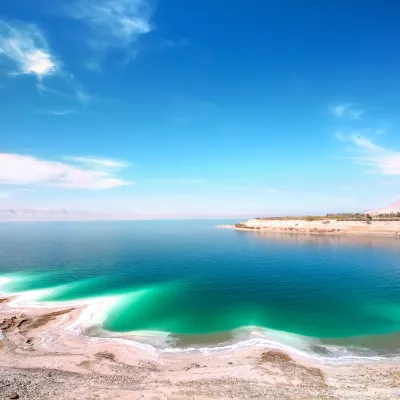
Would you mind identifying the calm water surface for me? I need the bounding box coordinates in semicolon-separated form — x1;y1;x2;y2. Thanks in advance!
1;220;400;354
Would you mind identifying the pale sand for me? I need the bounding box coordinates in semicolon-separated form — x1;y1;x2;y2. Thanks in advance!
221;219;400;237
1;299;400;399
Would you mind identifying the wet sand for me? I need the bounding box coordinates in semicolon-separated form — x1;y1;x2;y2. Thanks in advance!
1;299;400;399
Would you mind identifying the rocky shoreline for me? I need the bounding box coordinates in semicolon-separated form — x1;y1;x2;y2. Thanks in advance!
1;298;400;399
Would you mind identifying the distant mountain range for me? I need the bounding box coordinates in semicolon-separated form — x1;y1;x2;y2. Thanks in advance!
0;209;138;221
0;201;399;221
369;200;400;215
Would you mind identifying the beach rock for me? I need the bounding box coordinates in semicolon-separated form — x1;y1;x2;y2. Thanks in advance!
95;351;115;361
261;350;292;364
185;363;201;371
9;392;19;399
17;319;29;328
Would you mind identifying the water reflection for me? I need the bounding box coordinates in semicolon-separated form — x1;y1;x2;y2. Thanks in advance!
236;230;400;250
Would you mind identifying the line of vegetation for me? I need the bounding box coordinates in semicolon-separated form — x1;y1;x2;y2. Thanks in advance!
256;212;400;222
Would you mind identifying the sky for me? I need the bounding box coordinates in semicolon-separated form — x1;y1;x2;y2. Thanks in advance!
1;0;400;217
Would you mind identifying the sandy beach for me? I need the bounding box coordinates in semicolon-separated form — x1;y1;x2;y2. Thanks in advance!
1;297;400;400
221;219;400;237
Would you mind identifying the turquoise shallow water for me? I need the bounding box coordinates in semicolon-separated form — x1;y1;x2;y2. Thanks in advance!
1;220;400;356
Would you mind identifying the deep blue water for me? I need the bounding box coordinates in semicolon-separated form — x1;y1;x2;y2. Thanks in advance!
1;220;400;354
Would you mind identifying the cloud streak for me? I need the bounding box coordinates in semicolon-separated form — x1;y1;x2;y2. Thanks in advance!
0;20;59;78
67;0;153;50
330;103;364;119
66;156;129;168
0;19;90;104
36;73;91;105
0;154;132;189
39;109;79;116
336;133;400;175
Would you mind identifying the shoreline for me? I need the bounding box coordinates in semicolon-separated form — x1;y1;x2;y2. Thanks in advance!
219;218;400;237
1;295;400;398
2;283;399;365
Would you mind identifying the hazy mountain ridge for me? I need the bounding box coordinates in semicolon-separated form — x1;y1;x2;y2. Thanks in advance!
369;200;400;215
0;209;138;221
1;200;399;221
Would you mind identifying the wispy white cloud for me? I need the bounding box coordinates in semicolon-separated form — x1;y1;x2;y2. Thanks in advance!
38;109;79;116
349;135;382;152
336;133;400;175
84;60;102;72
0;20;90;104
66;156;129;169
67;0;153;50
330;103;364;119
75;85;92;104
36;74;91;105
0;154;132;189
0;21;59;78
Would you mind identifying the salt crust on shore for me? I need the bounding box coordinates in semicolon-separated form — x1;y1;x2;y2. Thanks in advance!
1;297;400;399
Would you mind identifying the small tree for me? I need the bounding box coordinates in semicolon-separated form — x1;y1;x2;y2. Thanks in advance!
305;216;317;222
366;214;373;224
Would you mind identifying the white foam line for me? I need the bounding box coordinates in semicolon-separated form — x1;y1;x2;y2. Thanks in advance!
0;279;160;357
78;324;400;365
161;336;400;365
5;286;121;310
7;288;56;307
0;277;12;296
0;277;11;286
70;320;400;365
2;276;400;365
66;296;121;334
99;336;159;357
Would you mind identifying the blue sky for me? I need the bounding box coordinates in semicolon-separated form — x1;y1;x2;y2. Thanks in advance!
1;0;400;217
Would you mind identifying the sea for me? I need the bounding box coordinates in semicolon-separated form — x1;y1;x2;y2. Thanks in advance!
1;219;400;363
